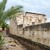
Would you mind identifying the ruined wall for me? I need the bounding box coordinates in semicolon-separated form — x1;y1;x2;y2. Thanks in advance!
9;19;17;35
9;12;49;46
23;12;47;27
17;25;23;37
23;23;50;46
9;20;23;37
16;14;23;25
10;22;50;47
11;12;47;27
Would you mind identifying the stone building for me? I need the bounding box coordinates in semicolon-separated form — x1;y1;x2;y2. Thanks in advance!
15;13;23;25
23;12;47;27
10;12;47;36
9;12;50;46
23;22;50;46
12;12;47;27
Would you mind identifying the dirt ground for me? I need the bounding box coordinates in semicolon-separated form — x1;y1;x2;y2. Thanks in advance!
2;35;26;50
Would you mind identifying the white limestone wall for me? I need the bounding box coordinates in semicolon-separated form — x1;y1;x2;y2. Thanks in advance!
16;15;23;25
23;13;47;27
9;19;17;35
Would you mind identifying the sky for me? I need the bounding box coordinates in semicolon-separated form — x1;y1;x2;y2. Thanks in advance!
0;0;50;22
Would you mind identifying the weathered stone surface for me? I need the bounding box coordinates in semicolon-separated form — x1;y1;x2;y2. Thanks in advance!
2;35;26;50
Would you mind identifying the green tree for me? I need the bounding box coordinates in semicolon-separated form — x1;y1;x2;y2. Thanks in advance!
0;0;23;30
0;0;23;49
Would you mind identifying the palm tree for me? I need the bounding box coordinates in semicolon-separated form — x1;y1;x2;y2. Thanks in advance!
0;0;23;49
0;0;23;30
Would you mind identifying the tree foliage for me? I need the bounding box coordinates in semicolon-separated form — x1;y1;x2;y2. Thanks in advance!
0;35;4;46
0;0;23;47
0;0;23;27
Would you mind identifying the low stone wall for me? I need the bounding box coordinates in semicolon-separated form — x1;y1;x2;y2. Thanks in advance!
23;23;50;46
9;22;50;46
9;19;18;35
17;24;23;37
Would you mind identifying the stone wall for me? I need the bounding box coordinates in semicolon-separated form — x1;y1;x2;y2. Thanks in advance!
9;12;49;46
11;12;47;27
23;12;47;27
23;22;50;46
17;24;23;37
16;14;23;25
10;22;50;46
9;19;17;35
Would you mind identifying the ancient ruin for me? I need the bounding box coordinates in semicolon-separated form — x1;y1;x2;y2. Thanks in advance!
10;12;50;47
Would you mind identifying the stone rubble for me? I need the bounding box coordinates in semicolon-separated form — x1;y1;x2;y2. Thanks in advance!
2;36;26;50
